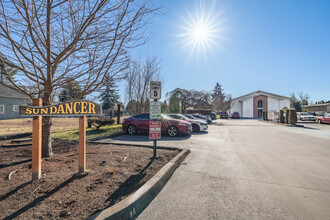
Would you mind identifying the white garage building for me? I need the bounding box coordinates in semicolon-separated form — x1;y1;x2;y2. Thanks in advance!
230;90;290;118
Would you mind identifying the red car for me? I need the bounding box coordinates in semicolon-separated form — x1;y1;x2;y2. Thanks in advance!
122;113;192;137
317;114;330;124
231;112;240;119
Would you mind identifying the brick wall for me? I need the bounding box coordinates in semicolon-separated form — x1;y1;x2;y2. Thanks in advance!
253;95;268;118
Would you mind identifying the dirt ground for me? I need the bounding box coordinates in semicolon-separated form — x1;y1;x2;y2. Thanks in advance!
0;140;178;219
0;117;130;136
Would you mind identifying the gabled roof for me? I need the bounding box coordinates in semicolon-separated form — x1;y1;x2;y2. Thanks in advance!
0;82;30;99
232;90;290;101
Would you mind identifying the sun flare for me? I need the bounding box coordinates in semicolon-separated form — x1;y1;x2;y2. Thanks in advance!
177;3;225;58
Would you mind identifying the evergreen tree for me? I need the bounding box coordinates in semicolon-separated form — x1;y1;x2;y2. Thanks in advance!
212;82;225;111
161;100;168;113
0;54;17;84
290;92;302;112
99;77;119;112
59;78;83;102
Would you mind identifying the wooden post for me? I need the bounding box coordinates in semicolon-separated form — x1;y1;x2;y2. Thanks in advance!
79;115;86;173
32;98;42;181
117;104;121;125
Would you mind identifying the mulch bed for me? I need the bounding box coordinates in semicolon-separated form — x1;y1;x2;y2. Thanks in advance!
0;139;179;219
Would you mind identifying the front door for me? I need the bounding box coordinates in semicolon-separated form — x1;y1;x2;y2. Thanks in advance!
258;100;263;118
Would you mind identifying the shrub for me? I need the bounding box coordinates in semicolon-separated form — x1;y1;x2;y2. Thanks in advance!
289;109;297;125
88;118;115;130
279;110;285;123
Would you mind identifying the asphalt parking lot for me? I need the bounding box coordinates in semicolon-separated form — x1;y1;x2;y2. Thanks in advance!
135;119;330;220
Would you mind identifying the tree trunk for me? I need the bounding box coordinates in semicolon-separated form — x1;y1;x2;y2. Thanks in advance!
41;0;53;158
42;116;53;157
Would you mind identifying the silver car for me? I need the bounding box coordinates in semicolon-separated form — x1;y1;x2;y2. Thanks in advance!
297;112;317;121
168;114;208;132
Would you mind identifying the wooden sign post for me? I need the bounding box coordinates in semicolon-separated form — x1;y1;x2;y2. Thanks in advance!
19;100;101;181
79;116;86;173
32;98;42;180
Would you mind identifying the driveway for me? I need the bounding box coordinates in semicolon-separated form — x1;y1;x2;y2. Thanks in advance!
136;119;330;220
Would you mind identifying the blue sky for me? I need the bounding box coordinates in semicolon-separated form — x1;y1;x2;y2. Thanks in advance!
122;0;330;102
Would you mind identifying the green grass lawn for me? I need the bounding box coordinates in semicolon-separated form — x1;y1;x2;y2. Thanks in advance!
52;124;123;140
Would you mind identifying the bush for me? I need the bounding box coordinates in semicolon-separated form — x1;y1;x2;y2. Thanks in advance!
288;109;297;125
279;110;285;123
88;118;115;130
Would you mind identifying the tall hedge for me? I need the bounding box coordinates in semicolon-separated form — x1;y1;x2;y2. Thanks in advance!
279;110;285;123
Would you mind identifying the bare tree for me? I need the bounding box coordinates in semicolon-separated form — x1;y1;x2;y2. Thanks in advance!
298;91;310;106
0;0;159;157
125;56;161;115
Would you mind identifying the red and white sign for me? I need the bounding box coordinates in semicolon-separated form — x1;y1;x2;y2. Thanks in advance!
149;121;161;140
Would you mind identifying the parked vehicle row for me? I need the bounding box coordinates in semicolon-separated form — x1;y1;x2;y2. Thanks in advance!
123;113;192;137
317;113;330;124
122;112;219;137
297;112;317;121
169;114;208;132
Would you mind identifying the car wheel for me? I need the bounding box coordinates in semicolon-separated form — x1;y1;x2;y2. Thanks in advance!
127;125;137;135
167;126;178;137
192;124;200;132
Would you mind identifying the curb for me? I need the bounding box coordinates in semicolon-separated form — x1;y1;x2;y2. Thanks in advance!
259;120;304;127
88;141;179;151
87;148;190;220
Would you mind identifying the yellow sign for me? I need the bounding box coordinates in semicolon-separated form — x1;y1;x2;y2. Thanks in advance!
19;100;101;116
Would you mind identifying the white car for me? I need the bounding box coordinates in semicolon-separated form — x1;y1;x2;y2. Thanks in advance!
168;114;208;132
297;112;317;121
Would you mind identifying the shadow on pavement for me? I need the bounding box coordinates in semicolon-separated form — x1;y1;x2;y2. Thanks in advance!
110;133;191;142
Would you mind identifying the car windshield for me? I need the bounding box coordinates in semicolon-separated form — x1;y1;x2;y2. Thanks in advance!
300;112;311;115
185;115;194;119
325;114;330;117
161;114;173;120
168;114;180;119
178;114;190;120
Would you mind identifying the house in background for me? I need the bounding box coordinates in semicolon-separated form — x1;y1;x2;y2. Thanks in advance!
0;82;31;120
230;90;290;118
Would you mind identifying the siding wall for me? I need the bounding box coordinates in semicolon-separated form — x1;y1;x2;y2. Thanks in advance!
268;97;280;111
0;97;30;120
230;100;242;116
280;99;290;109
242;97;253;118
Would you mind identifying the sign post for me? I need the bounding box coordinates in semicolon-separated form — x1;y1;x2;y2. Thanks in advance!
32;98;42;180
79;115;86;173
150;101;161;120
149;81;161;159
19;100;101;180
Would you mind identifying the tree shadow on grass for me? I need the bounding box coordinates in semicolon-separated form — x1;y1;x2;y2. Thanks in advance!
3;173;88;220
90;158;155;216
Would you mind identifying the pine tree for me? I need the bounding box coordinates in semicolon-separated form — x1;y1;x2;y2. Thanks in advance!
58;78;83;102
212;82;225;111
0;54;17;84
99;77;119;113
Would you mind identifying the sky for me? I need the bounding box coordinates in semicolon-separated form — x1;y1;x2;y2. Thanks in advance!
121;0;330;103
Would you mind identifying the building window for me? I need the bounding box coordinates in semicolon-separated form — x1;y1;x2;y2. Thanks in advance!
0;105;4;114
13;105;19;112
258;100;263;108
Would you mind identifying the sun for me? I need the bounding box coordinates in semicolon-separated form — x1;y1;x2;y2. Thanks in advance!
176;3;225;58
192;23;210;42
